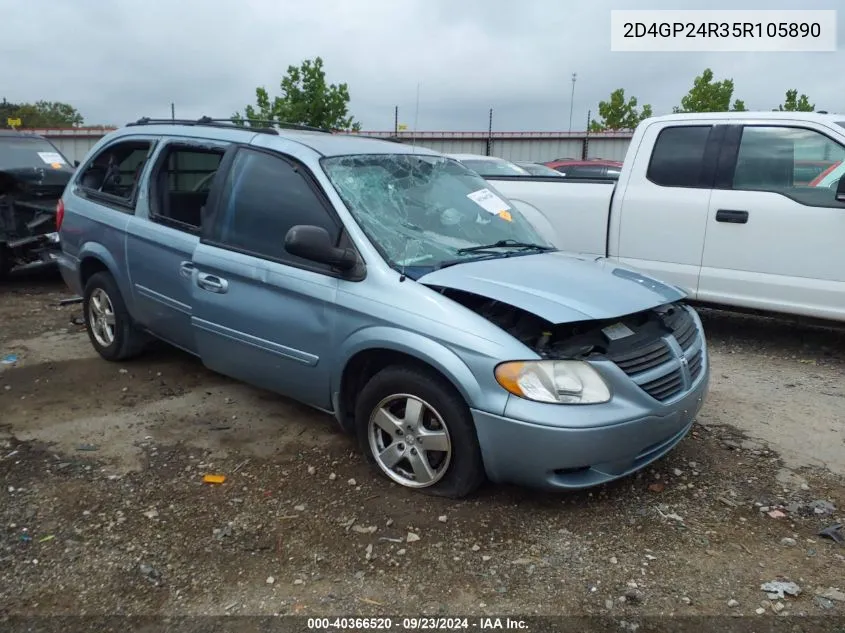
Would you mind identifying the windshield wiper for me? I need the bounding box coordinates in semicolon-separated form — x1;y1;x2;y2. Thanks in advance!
455;239;555;255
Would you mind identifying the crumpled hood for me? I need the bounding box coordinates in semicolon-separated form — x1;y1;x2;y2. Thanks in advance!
417;251;686;324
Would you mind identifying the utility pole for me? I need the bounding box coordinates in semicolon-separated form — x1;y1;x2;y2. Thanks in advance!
486;108;493;156
394;105;398;135
568;73;577;133
171;102;175;121
412;83;420;147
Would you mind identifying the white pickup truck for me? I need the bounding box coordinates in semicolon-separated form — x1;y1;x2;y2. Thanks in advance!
453;111;845;323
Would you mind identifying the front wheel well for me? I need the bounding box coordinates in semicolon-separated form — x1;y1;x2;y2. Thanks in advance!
338;349;464;434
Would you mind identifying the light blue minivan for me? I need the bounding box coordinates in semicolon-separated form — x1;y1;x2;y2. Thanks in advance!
56;117;709;497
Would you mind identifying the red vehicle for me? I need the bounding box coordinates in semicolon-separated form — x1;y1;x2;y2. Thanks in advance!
808;160;843;187
543;158;623;180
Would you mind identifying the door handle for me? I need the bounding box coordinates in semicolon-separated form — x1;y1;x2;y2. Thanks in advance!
715;209;749;224
179;261;196;279
196;272;228;293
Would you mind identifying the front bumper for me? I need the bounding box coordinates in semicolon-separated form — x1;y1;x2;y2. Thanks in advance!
472;356;709;490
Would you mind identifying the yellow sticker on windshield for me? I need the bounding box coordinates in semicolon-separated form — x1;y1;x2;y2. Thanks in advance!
50;162;62;169
498;210;512;222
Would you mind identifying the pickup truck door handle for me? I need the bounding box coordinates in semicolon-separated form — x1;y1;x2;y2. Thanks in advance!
179;261;196;280
196;272;228;294
715;209;749;224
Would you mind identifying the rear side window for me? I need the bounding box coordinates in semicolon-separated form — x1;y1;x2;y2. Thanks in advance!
77;139;153;206
211;148;340;267
647;126;712;188
730;125;845;207
149;143;227;233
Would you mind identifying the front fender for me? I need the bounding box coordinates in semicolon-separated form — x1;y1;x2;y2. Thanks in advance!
334;326;508;416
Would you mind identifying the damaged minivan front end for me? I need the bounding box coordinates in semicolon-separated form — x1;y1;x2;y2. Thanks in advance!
412;253;709;489
317;150;710;493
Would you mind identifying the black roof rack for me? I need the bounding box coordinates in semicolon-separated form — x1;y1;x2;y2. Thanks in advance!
125;116;331;135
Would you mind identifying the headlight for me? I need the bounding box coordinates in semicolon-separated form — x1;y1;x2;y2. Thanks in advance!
494;360;610;404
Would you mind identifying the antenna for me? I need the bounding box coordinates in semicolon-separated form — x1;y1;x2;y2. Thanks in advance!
412;83;420;148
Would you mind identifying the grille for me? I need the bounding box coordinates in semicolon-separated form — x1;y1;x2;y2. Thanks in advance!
687;348;704;381
609;305;704;403
667;306;697;351
609;338;672;375
640;368;684;401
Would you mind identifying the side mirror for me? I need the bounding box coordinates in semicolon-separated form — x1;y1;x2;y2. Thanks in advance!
73;160;80;168
836;175;845;203
285;225;357;271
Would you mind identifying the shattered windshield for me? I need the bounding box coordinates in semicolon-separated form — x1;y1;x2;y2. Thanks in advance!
0;136;72;172
321;154;552;271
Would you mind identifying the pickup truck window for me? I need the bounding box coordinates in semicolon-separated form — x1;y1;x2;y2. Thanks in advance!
647;126;712;188
732;126;845;206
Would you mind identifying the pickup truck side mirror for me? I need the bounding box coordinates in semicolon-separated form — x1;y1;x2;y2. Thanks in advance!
285;225;357;271
836;175;845;203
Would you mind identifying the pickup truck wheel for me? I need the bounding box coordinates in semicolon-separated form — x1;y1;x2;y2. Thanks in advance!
83;271;146;361
355;366;486;498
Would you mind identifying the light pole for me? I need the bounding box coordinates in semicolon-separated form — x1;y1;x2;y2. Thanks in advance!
568;73;577;133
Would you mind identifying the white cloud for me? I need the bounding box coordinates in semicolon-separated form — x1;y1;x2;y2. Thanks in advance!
1;0;841;130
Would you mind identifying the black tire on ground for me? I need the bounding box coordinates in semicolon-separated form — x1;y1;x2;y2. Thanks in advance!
82;271;147;361
354;365;486;498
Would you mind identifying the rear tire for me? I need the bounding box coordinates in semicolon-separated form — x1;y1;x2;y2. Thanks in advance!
83;271;147;361
354;365;486;498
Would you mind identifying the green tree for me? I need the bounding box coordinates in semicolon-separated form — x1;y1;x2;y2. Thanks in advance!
673;68;746;113
777;89;814;112
1;99;84;127
589;88;653;131
234;57;361;131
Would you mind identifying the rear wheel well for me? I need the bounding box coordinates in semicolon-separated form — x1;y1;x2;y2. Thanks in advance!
79;256;109;288
338;349;463;434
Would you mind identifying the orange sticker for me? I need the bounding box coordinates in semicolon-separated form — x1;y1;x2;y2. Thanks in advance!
51;163;62;169
497;210;513;222
203;474;226;484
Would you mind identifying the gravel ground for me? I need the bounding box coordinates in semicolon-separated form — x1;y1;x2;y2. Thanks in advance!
0;266;843;619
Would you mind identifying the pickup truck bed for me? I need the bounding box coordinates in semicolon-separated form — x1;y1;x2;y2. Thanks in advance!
483;175;615;259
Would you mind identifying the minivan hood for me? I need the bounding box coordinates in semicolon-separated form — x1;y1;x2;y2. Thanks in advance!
417;252;685;324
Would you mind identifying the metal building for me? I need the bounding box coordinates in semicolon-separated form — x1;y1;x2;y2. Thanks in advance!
33;127;635;165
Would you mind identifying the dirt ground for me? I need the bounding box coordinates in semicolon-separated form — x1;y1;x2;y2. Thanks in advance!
0;266;843;620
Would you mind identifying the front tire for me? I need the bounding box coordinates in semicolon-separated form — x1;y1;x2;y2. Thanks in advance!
355;365;486;498
83;271;147;361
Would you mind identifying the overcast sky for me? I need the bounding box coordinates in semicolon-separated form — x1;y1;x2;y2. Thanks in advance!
2;0;842;131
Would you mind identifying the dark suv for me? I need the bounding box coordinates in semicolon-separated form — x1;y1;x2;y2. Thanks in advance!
0;129;74;278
